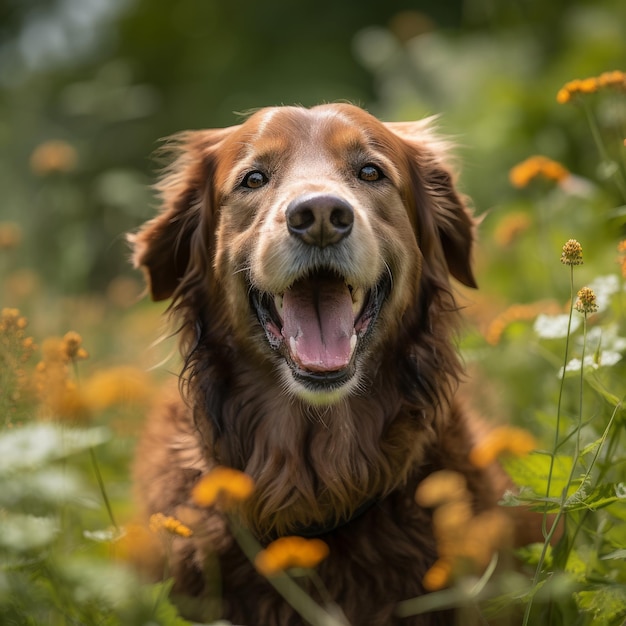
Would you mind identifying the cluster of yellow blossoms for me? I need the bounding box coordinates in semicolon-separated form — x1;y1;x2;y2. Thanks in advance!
509;155;570;188
485;300;562;346
556;70;626;104
191;466;255;507
415;470;513;591
618;241;626;279
255;536;329;577
148;467;329;578
469;426;537;468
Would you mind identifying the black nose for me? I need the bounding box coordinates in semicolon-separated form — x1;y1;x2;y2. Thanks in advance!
286;194;354;247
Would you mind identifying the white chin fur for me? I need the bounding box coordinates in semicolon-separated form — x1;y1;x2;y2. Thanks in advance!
278;362;359;406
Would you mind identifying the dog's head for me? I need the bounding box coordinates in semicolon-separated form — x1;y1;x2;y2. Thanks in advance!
131;104;475;405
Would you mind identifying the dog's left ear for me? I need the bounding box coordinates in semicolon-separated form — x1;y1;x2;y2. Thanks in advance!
386;120;477;289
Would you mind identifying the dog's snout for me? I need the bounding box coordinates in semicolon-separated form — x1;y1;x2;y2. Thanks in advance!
286;194;354;247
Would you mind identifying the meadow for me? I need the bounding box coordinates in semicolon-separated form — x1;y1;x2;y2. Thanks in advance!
1;3;625;624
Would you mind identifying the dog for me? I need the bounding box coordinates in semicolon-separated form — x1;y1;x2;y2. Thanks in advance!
131;103;511;625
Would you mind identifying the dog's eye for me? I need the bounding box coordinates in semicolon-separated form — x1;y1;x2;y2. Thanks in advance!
241;171;268;189
359;165;384;182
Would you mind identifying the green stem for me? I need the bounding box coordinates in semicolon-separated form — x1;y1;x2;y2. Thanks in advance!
89;446;118;531
231;521;347;626
523;267;574;626
580;98;626;201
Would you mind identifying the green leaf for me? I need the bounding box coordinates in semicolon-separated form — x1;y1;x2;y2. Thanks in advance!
501;452;575;500
563;483;624;512
575;585;626;623
601;549;626;561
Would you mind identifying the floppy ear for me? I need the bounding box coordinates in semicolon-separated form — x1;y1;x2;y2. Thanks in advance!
129;127;234;301
385;120;477;289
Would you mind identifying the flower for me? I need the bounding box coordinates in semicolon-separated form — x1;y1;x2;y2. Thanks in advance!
493;212;532;247
191;467;255;507
30;140;77;175
423;558;453;591
560;239;583;266
575;286;599;315
557;70;626;103
255;536;329;577
82;366;152;410
509;155;570;188
416;470;513;591
62;331;89;361
149;513;193;538
618;240;626;279
485;300;562;346
469;426;537;468
415;470;468;508
0;223;22;250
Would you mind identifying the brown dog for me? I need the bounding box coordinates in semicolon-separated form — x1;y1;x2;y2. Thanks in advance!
131;104;506;625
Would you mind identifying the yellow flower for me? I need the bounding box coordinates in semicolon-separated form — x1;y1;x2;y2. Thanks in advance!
484;300;562;346
417;470;514;591
560;238;583;266
493;212;532;248
617;241;626;279
469;426;537;468
509;155;569;188
82;366;152;410
62;331;89;361
149;513;193;538
30;140;77;175
191;467;255;507
556;70;626;103
0;308;27;333
423;558;453;591
575;286;599;315
0;223;22;250
415;471;468;508
255;536;329;577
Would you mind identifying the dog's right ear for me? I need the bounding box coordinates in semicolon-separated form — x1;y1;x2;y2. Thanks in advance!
129;128;234;301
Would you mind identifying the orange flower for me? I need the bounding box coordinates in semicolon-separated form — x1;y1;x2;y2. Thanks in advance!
0;223;22;250
617;240;626;279
415;470;468;508
556;70;626;103
560;238;583;266
62;331;89;361
30;140;77;175
574;286;598;315
417;470;513;591
149;513;193;538
423;558;453;591
82;366;152;410
469;427;537;468
493;212;532;247
484;300;562;346
191;467;255;507
255;536;329;577
509;155;569;188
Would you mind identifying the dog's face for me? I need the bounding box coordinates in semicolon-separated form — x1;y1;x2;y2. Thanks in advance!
132;104;476;405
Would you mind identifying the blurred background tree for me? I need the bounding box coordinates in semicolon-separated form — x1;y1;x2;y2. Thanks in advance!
0;0;624;296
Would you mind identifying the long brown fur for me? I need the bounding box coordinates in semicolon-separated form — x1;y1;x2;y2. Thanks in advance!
131;104;508;625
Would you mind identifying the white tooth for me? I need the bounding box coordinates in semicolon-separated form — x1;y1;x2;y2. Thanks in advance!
290;336;297;355
349;333;357;356
274;294;284;318
351;288;363;316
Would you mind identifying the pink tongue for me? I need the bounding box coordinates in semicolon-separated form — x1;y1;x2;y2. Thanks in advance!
282;275;354;372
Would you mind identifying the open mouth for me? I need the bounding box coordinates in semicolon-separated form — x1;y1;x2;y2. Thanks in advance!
250;269;391;391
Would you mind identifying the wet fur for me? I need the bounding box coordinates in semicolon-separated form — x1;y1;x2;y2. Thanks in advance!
131;104;505;625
